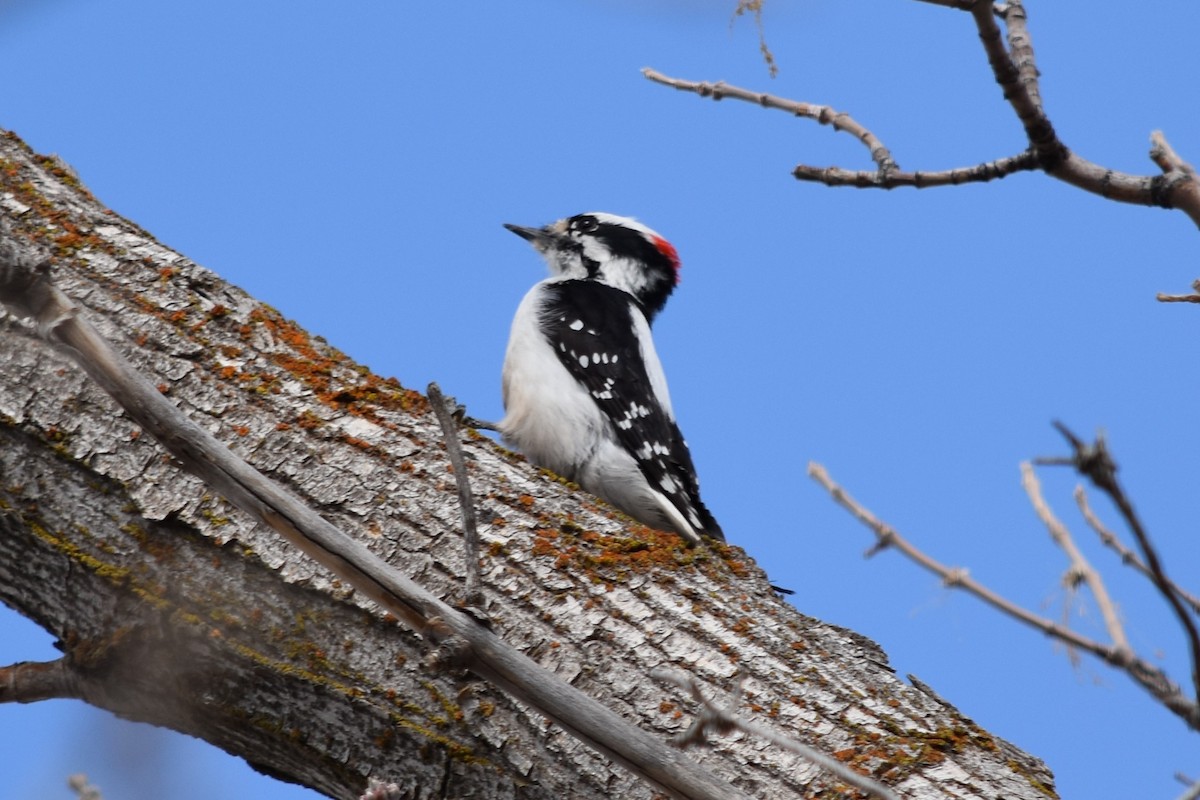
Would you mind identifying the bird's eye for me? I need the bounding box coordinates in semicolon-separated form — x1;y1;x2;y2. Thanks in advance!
571;216;599;234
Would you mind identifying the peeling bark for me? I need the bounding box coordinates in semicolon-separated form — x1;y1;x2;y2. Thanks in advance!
0;129;1057;799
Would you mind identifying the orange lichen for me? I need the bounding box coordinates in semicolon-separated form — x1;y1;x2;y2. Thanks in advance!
240;307;427;424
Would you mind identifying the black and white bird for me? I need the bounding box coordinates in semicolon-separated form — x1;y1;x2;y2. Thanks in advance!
499;212;724;544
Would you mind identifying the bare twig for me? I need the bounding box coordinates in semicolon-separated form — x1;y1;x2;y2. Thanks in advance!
652;667;902;800
1042;422;1200;709
793;150;1039;189
1075;485;1200;617
808;460;1200;729
1152;130;1199;179
426;382;483;608
1150;130;1200;257
1020;462;1131;655
1157;278;1200;304
0;230;752;800
642;68;899;178
644;2;1200;228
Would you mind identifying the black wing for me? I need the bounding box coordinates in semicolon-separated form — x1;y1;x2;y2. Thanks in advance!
538;280;723;540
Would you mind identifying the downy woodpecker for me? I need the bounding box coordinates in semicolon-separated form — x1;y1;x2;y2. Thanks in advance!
499;212;723;544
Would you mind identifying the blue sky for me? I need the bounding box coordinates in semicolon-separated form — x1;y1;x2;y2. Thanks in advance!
2;1;1199;798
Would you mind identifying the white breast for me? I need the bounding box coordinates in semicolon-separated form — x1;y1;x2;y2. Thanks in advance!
499;283;607;477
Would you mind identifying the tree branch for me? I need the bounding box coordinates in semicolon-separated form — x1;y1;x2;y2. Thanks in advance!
1157;279;1200;304
0;658;83;704
0;229;751;800
792;151;1039;189
643;1;1200;228
1040;422;1200;712
808;460;1200;729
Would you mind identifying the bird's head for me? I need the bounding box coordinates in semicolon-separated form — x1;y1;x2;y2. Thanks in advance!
504;212;681;321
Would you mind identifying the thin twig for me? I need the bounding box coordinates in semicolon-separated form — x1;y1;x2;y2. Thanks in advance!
808;460;1200;730
1157;278;1200;304
793;150;1038;189
1075;485;1200;617
652;668;902;800
426;382;483;608
1020;462;1131;655
642;68;899;178
1043;422;1200;709
0;228;753;800
1152;130;1198;178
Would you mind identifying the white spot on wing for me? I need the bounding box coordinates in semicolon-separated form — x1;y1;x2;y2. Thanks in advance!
579;354;589;368
569;319;584;331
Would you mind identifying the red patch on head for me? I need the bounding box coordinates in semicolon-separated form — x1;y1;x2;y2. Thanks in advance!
651;235;681;284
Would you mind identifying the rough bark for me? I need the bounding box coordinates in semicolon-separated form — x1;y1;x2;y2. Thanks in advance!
0;129;1057;799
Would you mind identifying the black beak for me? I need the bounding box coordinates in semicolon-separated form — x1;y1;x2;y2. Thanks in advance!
503;223;545;243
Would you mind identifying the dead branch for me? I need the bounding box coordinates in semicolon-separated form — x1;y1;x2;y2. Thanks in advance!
1075;485;1200;617
1039;422;1200;712
652;668;901;800
808;460;1200;730
1020;462;1130;655
426;382;483;608
0;231;751;800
